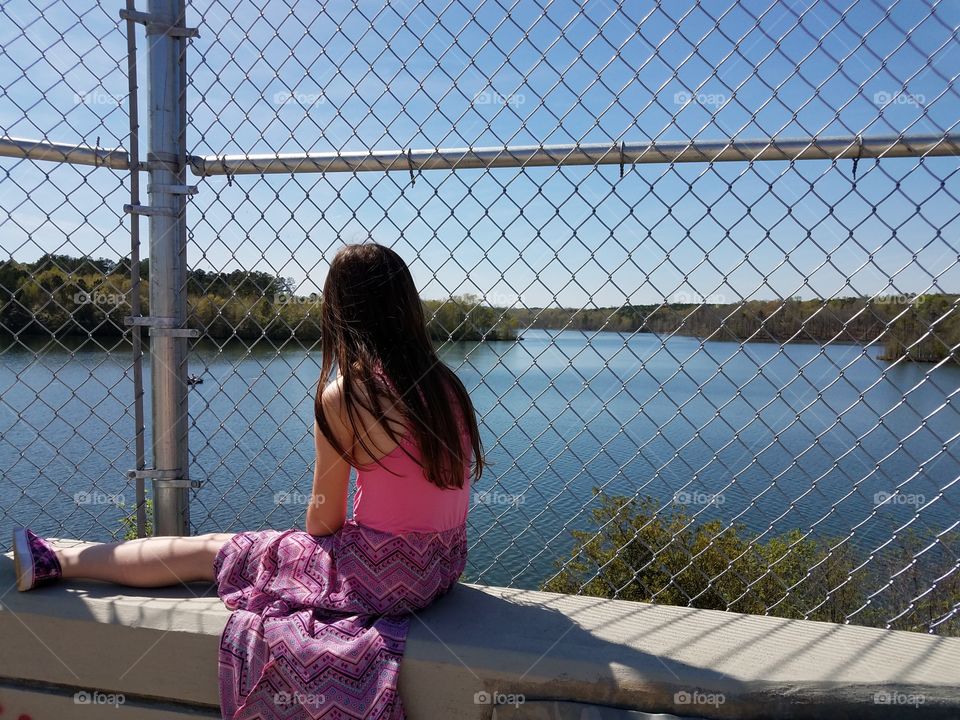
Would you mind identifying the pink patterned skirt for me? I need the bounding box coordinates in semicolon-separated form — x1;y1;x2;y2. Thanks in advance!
214;519;468;719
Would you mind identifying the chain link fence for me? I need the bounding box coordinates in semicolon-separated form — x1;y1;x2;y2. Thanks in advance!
1;0;959;635
0;1;143;541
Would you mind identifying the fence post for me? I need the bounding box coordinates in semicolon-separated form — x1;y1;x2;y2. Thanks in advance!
146;0;191;536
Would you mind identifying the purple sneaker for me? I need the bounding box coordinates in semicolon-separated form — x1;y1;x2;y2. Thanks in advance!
12;528;62;592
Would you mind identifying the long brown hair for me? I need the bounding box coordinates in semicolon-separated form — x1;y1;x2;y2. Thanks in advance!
314;242;484;488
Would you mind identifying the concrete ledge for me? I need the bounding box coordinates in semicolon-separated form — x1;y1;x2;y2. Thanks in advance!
2;539;959;719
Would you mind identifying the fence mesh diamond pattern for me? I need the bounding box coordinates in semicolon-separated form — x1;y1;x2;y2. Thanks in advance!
0;1;142;542
1;0;958;635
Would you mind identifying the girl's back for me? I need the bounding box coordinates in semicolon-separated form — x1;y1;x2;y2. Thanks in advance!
348;363;473;534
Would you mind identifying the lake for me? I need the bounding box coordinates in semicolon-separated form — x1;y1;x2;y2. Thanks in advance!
1;328;957;589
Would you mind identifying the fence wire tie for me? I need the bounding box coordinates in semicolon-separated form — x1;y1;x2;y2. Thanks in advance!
407;148;416;186
852;134;863;181
222;155;233;187
619;140;626;179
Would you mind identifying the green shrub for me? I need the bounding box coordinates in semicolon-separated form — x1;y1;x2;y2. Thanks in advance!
118;498;154;540
544;490;958;635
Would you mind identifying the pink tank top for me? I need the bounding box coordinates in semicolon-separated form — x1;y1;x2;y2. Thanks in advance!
351;366;473;534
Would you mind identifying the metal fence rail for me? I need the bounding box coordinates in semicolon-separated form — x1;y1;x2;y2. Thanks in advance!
9;131;959;175
185;133;960;175
0;0;958;637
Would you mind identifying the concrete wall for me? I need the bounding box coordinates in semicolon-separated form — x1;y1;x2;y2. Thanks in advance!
1;539;958;719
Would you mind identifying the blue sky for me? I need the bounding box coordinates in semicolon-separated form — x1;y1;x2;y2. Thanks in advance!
1;0;958;308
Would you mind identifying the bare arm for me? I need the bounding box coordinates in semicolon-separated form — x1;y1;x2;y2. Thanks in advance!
306;379;352;536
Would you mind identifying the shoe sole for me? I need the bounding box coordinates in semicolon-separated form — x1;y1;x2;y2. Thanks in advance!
12;528;34;592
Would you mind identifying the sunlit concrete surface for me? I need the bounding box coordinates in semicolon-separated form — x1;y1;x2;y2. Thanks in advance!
1;539;958;719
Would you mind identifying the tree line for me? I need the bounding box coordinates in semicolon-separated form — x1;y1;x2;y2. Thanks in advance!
513;295;959;363
0;255;515;342
0;254;956;361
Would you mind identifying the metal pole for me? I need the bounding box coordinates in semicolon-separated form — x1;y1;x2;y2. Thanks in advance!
123;0;147;538
188;132;960;176
146;0;190;536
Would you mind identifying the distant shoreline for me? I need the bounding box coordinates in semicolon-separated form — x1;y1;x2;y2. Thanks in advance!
1;255;956;363
0;325;950;366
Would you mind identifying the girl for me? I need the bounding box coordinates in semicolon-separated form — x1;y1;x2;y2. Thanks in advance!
12;241;485;719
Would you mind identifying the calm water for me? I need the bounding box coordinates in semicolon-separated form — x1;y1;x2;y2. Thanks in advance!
1;329;958;589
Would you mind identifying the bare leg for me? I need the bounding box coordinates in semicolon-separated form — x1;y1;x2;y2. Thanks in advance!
54;533;236;588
